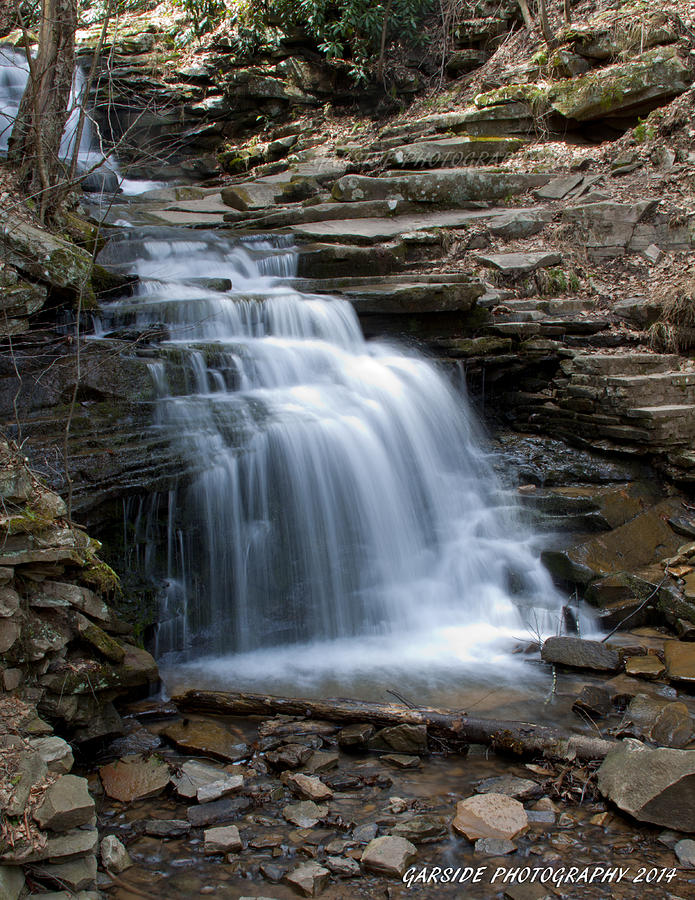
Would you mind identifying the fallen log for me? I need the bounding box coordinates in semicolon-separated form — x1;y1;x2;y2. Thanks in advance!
173;689;616;762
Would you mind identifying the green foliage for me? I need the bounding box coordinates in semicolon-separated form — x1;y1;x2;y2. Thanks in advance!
234;0;434;80
632;116;655;144
172;0;228;39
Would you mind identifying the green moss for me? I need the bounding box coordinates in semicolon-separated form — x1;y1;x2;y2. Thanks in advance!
633;117;656;143
81;560;121;596
474;83;549;110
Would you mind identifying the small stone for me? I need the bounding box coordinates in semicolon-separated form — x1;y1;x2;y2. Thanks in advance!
99;756;170;803
187;795;252;827
265;743;313;770
144;819;191;838
305;750;339;774
370;724;427;754
625;655;667;680
644;244;663;264
337;723;375;748
260;861;289;883
475;837;517;856
352;823;378;843
675;839;695;868
1;668;21;692
34;775;95;831
286;773;333;802
204;825;242;854
28;736;74;774
162;719;246;762
476;776;542;801
571;684;612;718
282;800;327;828
284;862;330;897
453;794;528;841
38;855;97;891
391;814;448;843
325;855;360;876
381;754;421;769
172;760;226;799
361;835;417;878
100;836;132;873
197;775;244;804
526;810;556;824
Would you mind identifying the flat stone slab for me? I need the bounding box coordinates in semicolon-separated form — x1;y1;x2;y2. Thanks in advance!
343;281;483;315
664;642;695;684
386;136;523;168
361;835;417;877
163;719;246;762
453;793;529;841
99;756;170;803
332;170;551;205
476;252;562;277
541;636;621;672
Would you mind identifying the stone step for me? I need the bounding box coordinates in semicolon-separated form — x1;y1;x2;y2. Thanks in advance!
627;404;695;421
565;353;681;377
284;274;474;292
603;373;695;407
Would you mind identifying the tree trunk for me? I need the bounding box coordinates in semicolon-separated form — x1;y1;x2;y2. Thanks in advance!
173;689;616;762
9;0;77;220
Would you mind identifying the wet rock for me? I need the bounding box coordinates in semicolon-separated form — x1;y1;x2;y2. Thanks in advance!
324;773;361;791
541;636;621;672
305;750;339;774
28;737;74;774
370;724;428;754
476;776;543;801
475;837;517;856
34;775;95;831
260;861;289;883
664;642;695;684
391;814;448;843
571;685;612;718
266;743;313;770
284;861;330;896
144;819;191;838
99;755;170;803
187;796;252;828
361;835;417;878
625;655;667;680
171;760;226;799
75;619;125;664
197;775;244;804
0;866;24;900
337;723;375;749
675;839;695;868
282;800;327;828
325;855;360;876
597;739;695;830
352;823;378;843
452;794;529;841
162;719;245;762
381;754;421;769
285;773;333;802
204;824;242;854
100;836;131;873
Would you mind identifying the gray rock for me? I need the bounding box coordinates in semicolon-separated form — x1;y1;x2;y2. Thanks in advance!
5;751;47;816
27;737;74;775
172;760;226;799
197;775;244;804
597;739;695;830
305;750;339;774
475;837;517;855
37;855;97;891
265;743;313;770
541;636;621;672
381;754;421;769
675;839;695;868
34;775;94;832
352;823;378;843
100;836;131;873
282;800;327;828
386;136;522;169
337;723;375;748
572;685;612;719
476;776;543;801
391;814;448;843
0;866;24;900
285;773;333;802
284;862;330;897
144;819;191;838
203;824;242;854
325;855;360;876
361;835;417;878
187;796;251;828
0;587;20;617
534;175;584;201
370;724;428;754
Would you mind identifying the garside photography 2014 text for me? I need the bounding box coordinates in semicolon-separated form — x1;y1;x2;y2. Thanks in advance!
402;865;679;888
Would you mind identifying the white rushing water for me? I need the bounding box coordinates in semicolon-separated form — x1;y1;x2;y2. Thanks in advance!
97;226;563;691
0;45;158;194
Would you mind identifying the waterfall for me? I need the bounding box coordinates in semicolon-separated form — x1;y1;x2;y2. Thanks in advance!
97;226;562;681
0;44;155;194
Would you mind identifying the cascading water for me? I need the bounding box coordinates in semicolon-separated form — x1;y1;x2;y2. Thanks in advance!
0;44;158;194
97;225;563;693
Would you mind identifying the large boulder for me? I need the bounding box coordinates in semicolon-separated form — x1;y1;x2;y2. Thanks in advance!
541;636;621;672
549;48;690;121
597;739;695;830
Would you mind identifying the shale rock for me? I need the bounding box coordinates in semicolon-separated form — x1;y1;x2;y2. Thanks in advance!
453;794;529;841
100;836;132;873
34;775;95;832
541;636;621;672
284;862;330;896
99;755;170;802
361;835;417;878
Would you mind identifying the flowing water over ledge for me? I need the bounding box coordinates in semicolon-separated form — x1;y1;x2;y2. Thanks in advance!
94;220;568;703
